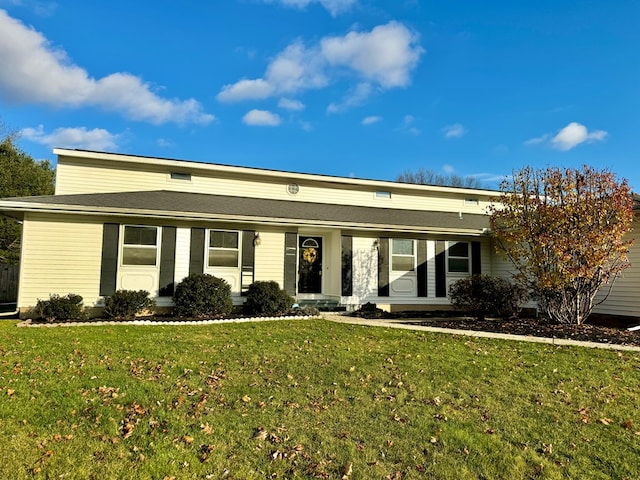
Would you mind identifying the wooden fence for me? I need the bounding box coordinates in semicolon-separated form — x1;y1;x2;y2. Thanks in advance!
0;264;18;303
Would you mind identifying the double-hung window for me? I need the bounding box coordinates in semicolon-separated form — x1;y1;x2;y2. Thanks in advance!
391;239;416;272
208;230;239;267
448;241;470;273
122;226;158;266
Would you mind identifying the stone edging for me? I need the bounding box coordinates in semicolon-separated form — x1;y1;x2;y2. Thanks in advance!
16;315;313;328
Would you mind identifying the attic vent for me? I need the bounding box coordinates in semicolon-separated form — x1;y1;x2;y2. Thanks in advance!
375;191;391;199
170;172;191;181
465;198;479;205
287;183;300;195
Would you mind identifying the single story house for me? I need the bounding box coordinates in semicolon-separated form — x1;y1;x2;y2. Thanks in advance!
0;148;637;321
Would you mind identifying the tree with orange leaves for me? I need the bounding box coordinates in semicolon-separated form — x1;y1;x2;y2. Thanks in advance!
489;165;634;325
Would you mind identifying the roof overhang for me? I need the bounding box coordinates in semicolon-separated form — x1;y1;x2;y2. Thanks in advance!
0;190;490;236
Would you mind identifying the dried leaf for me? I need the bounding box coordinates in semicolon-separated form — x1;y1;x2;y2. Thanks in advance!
599;418;612;425
342;461;353;479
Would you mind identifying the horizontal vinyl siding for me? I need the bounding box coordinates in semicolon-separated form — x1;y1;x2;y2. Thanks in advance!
254;231;285;288
593;222;640;318
55;158;492;215
19;214;103;309
174;227;191;285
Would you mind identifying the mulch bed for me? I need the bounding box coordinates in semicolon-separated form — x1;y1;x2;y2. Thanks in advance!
398;316;640;347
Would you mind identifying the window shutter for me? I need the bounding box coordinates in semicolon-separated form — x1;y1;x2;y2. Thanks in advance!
417;240;428;297
377;237;389;297
435;240;446;297
241;230;255;294
472;241;482;275
189;228;205;275
341;235;353;296
284;232;297;295
159;227;176;296
99;223;119;296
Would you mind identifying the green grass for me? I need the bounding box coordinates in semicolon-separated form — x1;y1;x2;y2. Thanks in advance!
1;319;639;479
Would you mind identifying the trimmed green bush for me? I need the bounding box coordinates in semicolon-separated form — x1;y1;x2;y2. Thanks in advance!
173;273;233;318
34;294;85;322
353;302;386;319
104;290;155;320
243;281;294;316
449;274;529;320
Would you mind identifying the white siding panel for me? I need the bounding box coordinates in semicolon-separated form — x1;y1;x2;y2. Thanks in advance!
174;227;191;285
19;214;103;309
254;231;285;288
56;158;492;214
345;237;378;305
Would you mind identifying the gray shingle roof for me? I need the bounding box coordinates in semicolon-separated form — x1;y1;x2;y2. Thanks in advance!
0;190;489;231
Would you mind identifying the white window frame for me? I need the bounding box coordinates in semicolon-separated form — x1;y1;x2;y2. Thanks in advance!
120;225;159;267
207;229;240;269
391;238;416;272
447;241;470;274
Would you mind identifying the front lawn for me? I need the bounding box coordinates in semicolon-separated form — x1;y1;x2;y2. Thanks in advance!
1;319;639;479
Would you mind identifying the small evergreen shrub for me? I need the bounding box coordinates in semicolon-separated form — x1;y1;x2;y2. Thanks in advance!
449;275;529;320
243;281;294;316
295;305;321;317
172;273;233;318
353;302;386;319
34;293;85;322
104;290;155;320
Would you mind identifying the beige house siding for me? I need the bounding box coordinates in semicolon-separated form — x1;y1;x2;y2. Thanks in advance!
592;220;640;318
18;213;103;310
55;154;493;215
254;230;285;288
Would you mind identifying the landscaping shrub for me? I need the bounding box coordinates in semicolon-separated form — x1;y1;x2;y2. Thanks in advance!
173;273;233;318
34;293;85;322
352;302;386;319
104;289;155;320
449;274;529;320
243;281;294;316
295;305;321;317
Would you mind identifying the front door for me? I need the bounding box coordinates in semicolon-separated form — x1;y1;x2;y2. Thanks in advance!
298;236;322;293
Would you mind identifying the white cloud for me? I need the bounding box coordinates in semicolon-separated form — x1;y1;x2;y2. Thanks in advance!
398;114;420;135
263;0;357;16
442;123;466;139
217;21;423;110
21;125;119;150
525;122;608;151
0;10;213;125
361;115;382;125
242;109;282;127
278;97;305;111
157;138;175;148
442;164;455;174
326;82;373;113
321;22;423;88
551;122;608;151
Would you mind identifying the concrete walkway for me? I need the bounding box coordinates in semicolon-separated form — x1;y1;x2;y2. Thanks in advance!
324;314;640;352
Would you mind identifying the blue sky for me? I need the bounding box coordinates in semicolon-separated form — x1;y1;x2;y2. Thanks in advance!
1;0;638;190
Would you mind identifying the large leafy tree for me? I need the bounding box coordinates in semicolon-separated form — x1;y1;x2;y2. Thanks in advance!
489;165;634;325
0;135;55;263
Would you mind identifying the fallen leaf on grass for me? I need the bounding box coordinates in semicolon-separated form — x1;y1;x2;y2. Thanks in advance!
342;461;353;479
242;395;251;403
599;418;613;425
182;435;194;444
621;419;633;430
200;423;214;435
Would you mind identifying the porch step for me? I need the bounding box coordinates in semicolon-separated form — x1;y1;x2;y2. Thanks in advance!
297;299;346;312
